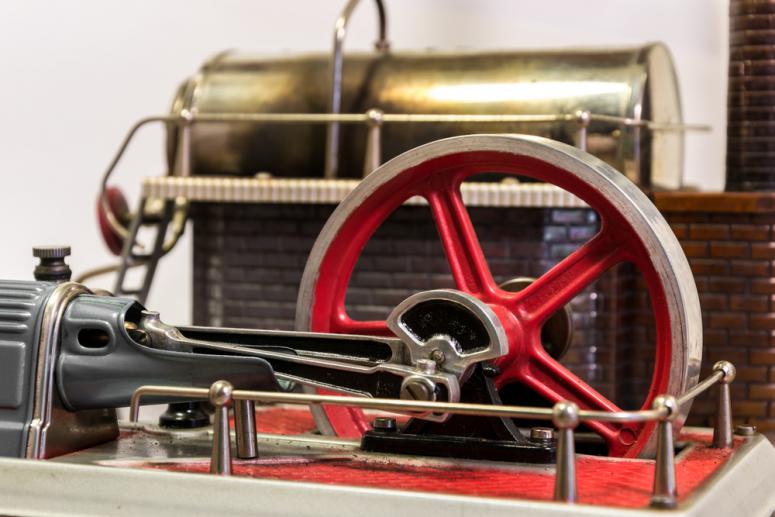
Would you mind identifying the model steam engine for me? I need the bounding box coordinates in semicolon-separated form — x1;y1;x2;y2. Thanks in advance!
1;1;774;516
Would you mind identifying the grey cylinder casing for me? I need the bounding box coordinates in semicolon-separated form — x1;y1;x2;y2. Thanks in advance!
0;280;281;458
0;281;57;457
57;295;280;411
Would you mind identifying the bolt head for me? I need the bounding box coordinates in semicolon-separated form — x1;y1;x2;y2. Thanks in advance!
208;380;234;407
652;394;679;421
713;360;736;384
372;417;398;432
734;424;756;436
552;401;579;429
529;427;554;442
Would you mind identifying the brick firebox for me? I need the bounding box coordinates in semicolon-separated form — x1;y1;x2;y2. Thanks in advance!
654;192;775;440
188;188;775;441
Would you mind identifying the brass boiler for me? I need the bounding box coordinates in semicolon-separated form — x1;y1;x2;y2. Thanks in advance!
168;44;683;189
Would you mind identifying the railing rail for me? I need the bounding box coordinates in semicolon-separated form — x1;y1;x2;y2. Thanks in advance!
129;385;665;424
129;360;737;509
99;109;711;241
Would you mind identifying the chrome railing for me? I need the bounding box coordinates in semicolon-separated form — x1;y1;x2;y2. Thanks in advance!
129;360;737;509
99;109;710;241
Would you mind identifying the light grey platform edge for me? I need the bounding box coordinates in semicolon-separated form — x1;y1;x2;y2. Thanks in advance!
0;434;772;517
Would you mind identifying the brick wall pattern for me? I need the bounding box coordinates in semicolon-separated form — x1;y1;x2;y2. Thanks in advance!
665;210;775;439
191;203;658;412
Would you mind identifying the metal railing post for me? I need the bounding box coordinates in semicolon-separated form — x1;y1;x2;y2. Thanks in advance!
209;380;234;476
363;108;384;176
650;395;678;509
234;400;258;459
552;401;579;503
712;361;736;449
574;110;590;152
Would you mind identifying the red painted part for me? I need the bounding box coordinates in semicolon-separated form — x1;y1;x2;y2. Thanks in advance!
144;408;739;510
243;407;317;435
306;151;673;457
96;187;130;255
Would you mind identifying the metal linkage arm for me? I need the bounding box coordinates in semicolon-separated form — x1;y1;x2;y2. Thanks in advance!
135;311;458;404
127;289;511;412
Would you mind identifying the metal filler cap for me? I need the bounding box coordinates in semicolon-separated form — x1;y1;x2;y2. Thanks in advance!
33;245;71;259
32;245;72;282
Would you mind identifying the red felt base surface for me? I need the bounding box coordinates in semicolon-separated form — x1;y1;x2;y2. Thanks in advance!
146;407;738;509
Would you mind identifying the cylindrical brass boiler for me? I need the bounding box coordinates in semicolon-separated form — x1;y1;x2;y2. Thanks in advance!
168;44;683;189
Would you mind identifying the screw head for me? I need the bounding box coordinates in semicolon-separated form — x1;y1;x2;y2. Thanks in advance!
552;401;579;429
372;417;398;433
430;348;446;365
208;380;234;407
400;376;436;402
652;394;679;421
713;360;736;384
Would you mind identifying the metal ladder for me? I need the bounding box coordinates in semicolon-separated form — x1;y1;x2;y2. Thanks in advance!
113;197;176;304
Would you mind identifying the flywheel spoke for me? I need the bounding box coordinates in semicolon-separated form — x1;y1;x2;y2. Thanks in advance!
424;180;498;299
498;336;641;457
329;312;392;337
508;228;623;326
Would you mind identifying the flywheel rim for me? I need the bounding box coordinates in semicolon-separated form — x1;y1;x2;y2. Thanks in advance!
296;134;702;458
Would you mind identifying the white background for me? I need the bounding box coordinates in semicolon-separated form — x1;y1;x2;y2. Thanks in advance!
0;0;728;324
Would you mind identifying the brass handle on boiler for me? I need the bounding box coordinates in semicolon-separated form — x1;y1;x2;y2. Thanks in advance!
324;0;390;179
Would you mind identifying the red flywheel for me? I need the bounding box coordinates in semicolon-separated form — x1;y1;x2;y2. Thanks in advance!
296;135;702;458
